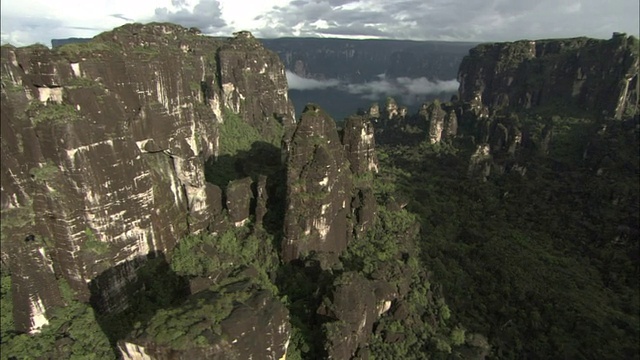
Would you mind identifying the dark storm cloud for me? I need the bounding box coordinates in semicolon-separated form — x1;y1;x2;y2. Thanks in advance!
153;0;227;32
327;9;388;23
289;0;308;6
258;0;639;41
297;2;333;22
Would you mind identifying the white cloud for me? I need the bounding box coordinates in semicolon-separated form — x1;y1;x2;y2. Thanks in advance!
153;0;227;32
257;0;639;41
286;71;340;90
0;0;174;46
344;75;459;101
562;2;582;13
397;77;460;96
287;71;460;104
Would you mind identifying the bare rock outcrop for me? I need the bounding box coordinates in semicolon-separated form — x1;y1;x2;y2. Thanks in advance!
282;105;378;263
282;104;353;262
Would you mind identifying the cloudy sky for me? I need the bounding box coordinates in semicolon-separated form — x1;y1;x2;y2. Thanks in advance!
1;0;638;47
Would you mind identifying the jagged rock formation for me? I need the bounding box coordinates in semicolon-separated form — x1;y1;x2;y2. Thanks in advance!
55;37;476;83
368;102;380;119
281;105;378;263
7;25;636;360
254;175;269;226
371;97;459;147
341;115;378;175
54;36;477;123
343;115;378;238
467;144;492;180
282;104;352;263
419;100;458;144
465;114;528;180
381;97;409;121
426;34;640;179
218;31;295;136
458;33;640;118
0;23;294;334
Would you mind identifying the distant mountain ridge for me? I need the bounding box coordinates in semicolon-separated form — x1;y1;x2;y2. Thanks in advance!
260;37;476;81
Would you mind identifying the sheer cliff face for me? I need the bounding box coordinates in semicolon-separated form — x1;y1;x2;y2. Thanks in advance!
341;115;378;175
0;23;294;333
218;31;296;135
282;105;352;263
458;34;639;118
282;106;377;263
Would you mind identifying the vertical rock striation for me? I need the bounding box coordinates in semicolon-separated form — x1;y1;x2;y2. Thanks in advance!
458;34;639;118
0;23;294;332
342;115;378;175
282;105;378;263
282;104;352;263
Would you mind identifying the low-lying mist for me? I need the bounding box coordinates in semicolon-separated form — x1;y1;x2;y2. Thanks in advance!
286;71;459;120
286;71;458;103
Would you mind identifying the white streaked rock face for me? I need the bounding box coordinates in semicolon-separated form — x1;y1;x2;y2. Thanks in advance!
118;342;153;360
37;87;63;104
70;62;81;77
1;24;294;332
28;296;49;334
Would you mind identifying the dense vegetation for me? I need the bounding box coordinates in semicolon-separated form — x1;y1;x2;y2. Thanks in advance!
205;108;284;188
279;202;469;360
343;207;468;359
1;272;114;359
374;109;639;358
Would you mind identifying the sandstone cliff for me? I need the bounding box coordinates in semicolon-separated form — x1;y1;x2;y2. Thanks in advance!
368;34;639;180
458;33;639;119
281;105;378;264
0;23;294;335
